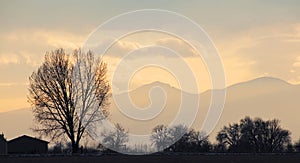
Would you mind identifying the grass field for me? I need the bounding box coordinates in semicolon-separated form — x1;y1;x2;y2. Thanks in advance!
1;153;300;163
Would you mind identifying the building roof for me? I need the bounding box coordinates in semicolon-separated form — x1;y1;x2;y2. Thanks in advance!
8;135;49;144
0;133;6;141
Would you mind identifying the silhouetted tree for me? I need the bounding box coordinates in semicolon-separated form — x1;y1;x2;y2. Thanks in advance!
286;143;295;152
294;139;300;152
50;142;64;154
217;117;291;153
217;123;242;152
169;124;188;142
28;49;110;153
164;125;188;152
151;125;173;151
151;124;212;152
101;123;129;151
212;143;227;152
168;128;212;152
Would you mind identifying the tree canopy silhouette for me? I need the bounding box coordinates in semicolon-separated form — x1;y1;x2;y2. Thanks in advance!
167;128;212;152
101;123;129;151
150;124;212;152
217;116;291;153
150;125;172;151
28;48;110;153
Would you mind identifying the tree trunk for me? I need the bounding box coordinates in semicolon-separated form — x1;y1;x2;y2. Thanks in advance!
72;141;79;154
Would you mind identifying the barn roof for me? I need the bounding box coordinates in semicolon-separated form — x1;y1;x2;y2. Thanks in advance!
8;135;49;144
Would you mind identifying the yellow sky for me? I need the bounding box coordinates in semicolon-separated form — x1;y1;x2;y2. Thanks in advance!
1;1;300;112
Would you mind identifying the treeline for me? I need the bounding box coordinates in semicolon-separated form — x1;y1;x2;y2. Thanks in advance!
28;49;300;154
49;116;300;154
151;116;299;153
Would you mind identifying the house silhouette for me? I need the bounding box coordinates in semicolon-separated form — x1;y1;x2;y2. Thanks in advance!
0;133;7;155
0;134;48;154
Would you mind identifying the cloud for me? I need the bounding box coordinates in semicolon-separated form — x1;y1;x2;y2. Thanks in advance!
0;55;20;65
0;29;87;67
0;29;88;88
0;51;41;66
97;37;198;58
99;22;300;88
103;39;141;57
292;56;300;68
0;82;29;110
0;29;86;111
217;23;300;85
2;29;84;50
155;38;197;57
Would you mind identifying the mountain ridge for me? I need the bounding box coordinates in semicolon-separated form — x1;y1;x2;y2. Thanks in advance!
1;76;299;142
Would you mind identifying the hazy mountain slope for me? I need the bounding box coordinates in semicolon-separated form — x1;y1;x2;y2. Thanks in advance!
109;77;300;141
1;77;299;143
109;81;205;136
213;77;300;141
0;108;35;139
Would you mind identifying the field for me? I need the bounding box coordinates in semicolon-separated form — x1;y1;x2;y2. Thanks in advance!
1;153;300;163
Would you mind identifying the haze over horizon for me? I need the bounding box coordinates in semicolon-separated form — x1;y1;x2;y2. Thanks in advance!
0;75;295;113
0;0;300;149
1;76;300;145
1;0;300;112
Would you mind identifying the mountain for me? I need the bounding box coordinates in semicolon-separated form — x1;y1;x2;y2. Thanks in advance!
109;81;200;137
214;77;300;141
108;76;300;142
1;77;300;143
0;108;36;140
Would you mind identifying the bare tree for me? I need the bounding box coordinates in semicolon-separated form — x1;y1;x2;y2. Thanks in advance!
294;139;300;152
217;116;291;153
169;124;188;141
217;123;242;152
150;125;173;151
167;126;212;152
101;123;129;151
28;48;110;153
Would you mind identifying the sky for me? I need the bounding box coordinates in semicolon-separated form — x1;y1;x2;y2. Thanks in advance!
1;0;300;112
